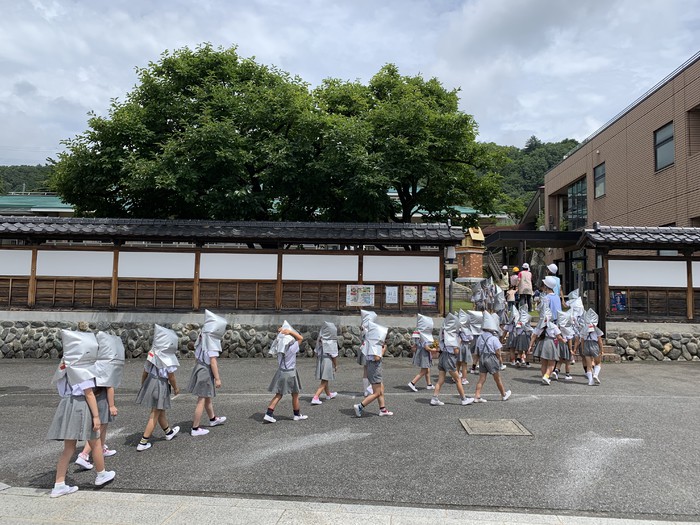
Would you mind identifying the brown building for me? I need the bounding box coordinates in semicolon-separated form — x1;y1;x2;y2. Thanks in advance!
541;51;700;321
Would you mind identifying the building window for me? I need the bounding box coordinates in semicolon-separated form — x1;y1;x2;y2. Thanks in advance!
655;122;674;171
594;162;605;198
689;106;700;156
565;178;587;231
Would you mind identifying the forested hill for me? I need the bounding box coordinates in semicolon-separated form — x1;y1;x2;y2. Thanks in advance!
0;165;52;193
0;135;577;221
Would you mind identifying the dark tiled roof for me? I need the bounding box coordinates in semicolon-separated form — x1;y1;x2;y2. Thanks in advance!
0;216;463;246
580;224;700;250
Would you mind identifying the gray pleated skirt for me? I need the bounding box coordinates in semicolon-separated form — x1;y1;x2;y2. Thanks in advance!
366;359;383;384
479;353;502;375
581;340;601;357
188;361;215;398
458;343;473;364
136;374;171;410
46;396;100;442
268;368;302;395
316;355;335;381
356;350;366;366
412;347;432;369
533;337;559;361
96;389;114;424
514;333;530;352
506;331;516;348
469;339;478;355
438;351;457;372
558;341;572;361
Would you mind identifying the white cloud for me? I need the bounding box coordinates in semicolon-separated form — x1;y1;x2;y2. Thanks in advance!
0;0;698;164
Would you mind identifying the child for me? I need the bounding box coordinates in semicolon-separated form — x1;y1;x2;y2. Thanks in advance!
135;324;181;451
513;306;533;368
456;309;473;384
581;308;605;385
311;321;339;404
554;310;575;380
473;312;512;402
358;309;377;396
504;305;518;366
565;289;585;368
188;310;228;436
408;313;435;391
264;321;307;423
506;285;517;310
467;310;483;374
430;313;475;406
47;330;115;497
527;304;566;385
74;331;125;470
353;320;394;416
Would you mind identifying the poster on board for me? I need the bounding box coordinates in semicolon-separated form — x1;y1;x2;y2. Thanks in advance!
346;284;375;307
422;285;437;306
385;286;399;304
403;285;418;305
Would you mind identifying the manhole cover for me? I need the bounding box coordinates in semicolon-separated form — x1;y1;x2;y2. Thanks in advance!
0;386;30;393
460;418;532;436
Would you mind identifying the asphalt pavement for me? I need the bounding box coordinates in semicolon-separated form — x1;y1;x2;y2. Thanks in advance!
0;357;699;524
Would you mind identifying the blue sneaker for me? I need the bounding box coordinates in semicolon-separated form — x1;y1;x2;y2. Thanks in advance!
353;403;363;417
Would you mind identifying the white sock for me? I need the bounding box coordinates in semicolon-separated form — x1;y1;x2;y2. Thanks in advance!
593;365;601;376
54;482;66;489
585;371;592;381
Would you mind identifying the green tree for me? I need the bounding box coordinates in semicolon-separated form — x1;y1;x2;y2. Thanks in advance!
52;44;316;219
0;165;52;193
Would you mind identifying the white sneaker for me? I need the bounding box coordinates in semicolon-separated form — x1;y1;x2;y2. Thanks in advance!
458;371;463;378
551;370;559;380
75;454;93;470
165;426;180;440
461;397;475;405
102;444;117;457
379;409;394;416
510;361;516;366
263;414;276;423
542;376;551;385
588;376;595;386
191;427;210;436
502;390;512;401
50;484;78;498
209;416;227;427
564;374;573;381
499;364;507;370
136;442;152;452
473;397;487;403
430;397;444;406
426;384;435;390
407;382;418;392
353;403;363;417
293;414;308;421
325;392;337;400
593;375;601;385
461;378;469;385
311;397;323;405
95;470;115;486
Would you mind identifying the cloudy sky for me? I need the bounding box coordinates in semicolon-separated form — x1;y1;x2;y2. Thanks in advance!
1;0;698;165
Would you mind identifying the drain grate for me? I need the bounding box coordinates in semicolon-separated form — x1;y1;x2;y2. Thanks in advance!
460;418;532;436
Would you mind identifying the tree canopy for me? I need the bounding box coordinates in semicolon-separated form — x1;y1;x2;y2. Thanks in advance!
51;44;503;224
0;165;51;193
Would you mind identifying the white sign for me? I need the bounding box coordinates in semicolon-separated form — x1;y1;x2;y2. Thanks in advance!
346;285;375;306
385;286;399;304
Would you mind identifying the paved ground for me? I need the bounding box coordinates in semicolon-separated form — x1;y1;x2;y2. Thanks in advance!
0;357;699;523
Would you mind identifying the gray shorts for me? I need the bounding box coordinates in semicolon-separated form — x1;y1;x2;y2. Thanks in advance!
438;351;457;372
366;359;384;385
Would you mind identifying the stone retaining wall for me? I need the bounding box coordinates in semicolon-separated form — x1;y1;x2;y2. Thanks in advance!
607;329;700;361
0;320;416;359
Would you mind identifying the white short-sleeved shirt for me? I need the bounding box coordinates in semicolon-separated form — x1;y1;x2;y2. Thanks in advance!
144;361;178;378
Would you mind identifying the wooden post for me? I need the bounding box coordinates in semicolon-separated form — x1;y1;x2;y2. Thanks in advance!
686;252;694;321
600;250;609;333
275;250;283;310
27;247;38;308
110;247;119;309
192;249;201;311
439;250;445;316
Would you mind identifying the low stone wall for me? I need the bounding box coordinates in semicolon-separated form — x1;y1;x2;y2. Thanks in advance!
607;329;700;361
0;320;416;359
